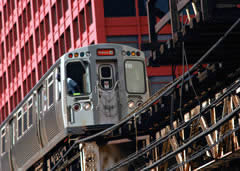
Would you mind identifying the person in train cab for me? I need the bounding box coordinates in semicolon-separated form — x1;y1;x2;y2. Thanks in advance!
67;77;80;94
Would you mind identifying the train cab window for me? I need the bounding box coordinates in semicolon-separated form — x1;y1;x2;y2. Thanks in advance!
28;98;33;127
1;127;6;154
48;75;54;107
17;111;22;137
125;60;146;93
66;61;91;96
99;65;113;89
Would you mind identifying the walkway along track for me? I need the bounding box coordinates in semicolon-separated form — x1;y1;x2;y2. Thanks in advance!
50;17;240;170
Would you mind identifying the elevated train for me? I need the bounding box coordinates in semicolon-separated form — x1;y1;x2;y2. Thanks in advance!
0;44;149;170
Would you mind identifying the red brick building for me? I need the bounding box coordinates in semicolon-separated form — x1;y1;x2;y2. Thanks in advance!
0;0;172;123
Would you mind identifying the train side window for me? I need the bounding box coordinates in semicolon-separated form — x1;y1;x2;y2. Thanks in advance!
48;74;54;107
38;88;43;113
17;110;22;138
9;119;15;146
23;103;28;132
1;127;6;154
28;98;33;127
55;68;61;101
99;65;113;90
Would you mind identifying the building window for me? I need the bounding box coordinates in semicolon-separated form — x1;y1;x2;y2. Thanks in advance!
32;69;36;86
104;0;136;17
17;87;21;103
57;0;63;19
30;35;34;56
14;91;17;108
3;73;7;91
80;9;86;33
3;5;7;22
25;41;29;61
27;74;32;91
27;2;32;23
40;21;45;42
38;61;42;79
23;80;27;96
0;77;2;95
10;96;14;111
1;42;5;61
8;65;11;84
47;49;53;69
0;12;2;32
45;14;50;36
35;27;40;48
16;55;20;72
43;56;47;74
87;2;93;25
54;41;59;60
18;15;23;34
9;29;13;48
59;33;65;55
73;17;79;42
33;0;37;14
12;60;16;79
38;0;43;8
13;24;17;44
51;4;57;26
23;8;27;29
63;0;69;14
21;47;25;66
65;26;71;51
6;35;9;53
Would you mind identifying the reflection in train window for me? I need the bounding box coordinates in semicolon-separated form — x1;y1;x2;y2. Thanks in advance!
48;75;54;107
28;98;33;127
1;128;6;154
56;67;61;101
17;111;22;137
66;61;91;96
9;119;15;146
125;60;146;93
23;111;28;132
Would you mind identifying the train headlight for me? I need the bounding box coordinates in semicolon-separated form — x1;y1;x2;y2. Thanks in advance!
128;101;135;109
83;102;92;111
73;103;81;111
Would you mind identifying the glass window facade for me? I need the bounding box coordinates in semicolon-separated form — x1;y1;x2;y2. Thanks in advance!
104;0;136;17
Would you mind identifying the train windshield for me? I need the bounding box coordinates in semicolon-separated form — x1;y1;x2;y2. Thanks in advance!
125;60;146;93
66;61;91;96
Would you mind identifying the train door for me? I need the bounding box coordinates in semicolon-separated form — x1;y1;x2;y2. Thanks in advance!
96;61;120;124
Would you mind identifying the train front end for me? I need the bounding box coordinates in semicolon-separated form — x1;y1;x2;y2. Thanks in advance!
62;44;149;135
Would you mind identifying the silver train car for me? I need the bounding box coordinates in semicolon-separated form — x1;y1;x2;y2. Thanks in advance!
0;43;149;170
